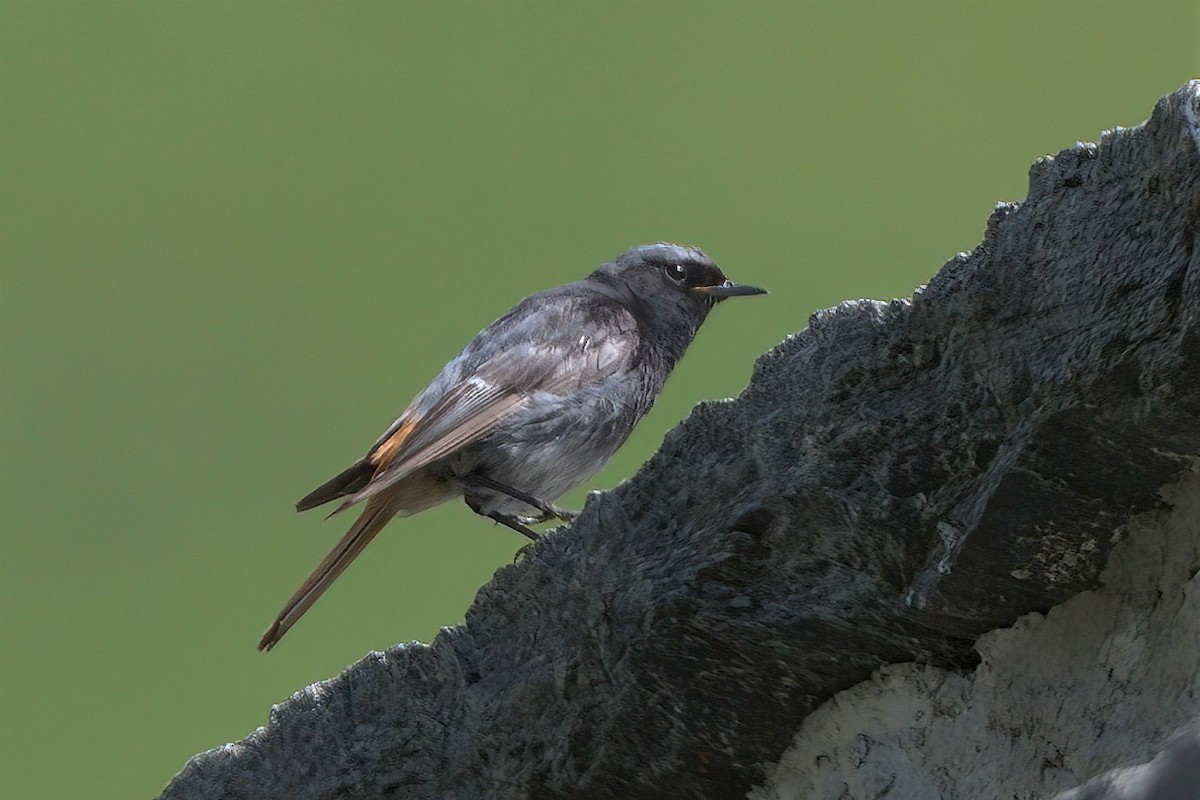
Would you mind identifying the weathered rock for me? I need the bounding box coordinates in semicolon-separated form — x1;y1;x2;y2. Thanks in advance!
1054;724;1200;800
751;470;1200;799
160;82;1200;800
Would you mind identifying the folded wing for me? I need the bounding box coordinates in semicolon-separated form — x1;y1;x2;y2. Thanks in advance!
332;290;639;511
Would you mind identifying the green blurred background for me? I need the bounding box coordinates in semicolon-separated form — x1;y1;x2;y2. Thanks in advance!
1;2;1195;796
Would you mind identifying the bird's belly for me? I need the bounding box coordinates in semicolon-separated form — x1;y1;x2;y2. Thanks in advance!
491;433;612;500
461;394;639;517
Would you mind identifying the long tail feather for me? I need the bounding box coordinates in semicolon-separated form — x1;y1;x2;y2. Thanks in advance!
295;459;374;512
258;497;396;651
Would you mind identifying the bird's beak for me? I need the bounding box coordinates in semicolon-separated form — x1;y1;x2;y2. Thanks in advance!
694;280;768;299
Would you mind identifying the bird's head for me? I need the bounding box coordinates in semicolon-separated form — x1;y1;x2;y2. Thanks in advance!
594;243;766;327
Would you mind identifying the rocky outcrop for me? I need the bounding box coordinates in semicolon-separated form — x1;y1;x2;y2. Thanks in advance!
751;470;1200;799
160;83;1200;800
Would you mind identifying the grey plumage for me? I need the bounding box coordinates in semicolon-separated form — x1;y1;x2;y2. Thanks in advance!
260;242;765;650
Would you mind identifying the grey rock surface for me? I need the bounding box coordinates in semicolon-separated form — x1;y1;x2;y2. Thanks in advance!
160;82;1200;800
1054;725;1200;800
750;469;1200;800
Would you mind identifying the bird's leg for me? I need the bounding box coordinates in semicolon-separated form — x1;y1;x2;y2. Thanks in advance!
487;512;540;542
464;493;540;541
461;474;577;523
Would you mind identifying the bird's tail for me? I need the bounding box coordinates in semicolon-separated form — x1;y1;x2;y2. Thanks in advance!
295;459;375;512
258;496;397;651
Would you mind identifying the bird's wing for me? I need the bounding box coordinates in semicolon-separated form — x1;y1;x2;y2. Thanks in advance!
341;290;638;509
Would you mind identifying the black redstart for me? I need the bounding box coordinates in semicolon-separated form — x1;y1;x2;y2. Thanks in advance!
259;243;765;650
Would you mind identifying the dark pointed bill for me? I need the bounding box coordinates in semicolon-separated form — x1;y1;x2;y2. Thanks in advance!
695;280;768;298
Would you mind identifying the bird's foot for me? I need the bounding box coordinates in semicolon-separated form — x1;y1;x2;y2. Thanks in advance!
485;510;540;541
463;474;575;524
527;505;578;525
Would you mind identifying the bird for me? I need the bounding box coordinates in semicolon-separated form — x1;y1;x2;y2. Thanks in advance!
258;243;766;651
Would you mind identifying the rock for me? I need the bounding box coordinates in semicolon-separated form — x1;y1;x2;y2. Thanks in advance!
159;82;1200;800
1053;725;1200;800
750;470;1200;799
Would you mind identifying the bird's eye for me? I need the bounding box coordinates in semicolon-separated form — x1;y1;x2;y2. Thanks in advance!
664;264;687;283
